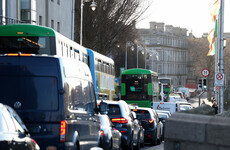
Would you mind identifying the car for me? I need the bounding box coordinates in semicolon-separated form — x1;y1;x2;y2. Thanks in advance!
178;102;193;111
0;55;106;150
99;114;122;150
132;107;162;145
99;100;141;150
174;91;184;98
130;110;145;148
155;110;171;117
168;94;181;102
157;112;169;139
152;102;180;114
177;87;191;100
0;103;40;150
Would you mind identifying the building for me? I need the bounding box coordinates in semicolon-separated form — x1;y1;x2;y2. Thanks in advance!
137;22;190;88
0;0;73;39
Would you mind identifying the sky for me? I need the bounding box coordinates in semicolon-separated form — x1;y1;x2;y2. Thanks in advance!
136;0;230;38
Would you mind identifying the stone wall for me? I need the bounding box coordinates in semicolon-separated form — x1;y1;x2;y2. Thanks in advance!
164;112;230;150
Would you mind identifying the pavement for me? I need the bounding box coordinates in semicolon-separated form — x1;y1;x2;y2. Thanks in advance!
189;92;212;108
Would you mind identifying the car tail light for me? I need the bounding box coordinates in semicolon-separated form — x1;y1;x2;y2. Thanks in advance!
100;130;104;136
6;53;32;56
120;131;127;133
146;119;154;124
31;138;38;145
111;118;128;124
60;120;67;142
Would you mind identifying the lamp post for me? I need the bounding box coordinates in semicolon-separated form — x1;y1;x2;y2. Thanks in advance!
80;0;97;46
136;44;145;68
125;41;134;70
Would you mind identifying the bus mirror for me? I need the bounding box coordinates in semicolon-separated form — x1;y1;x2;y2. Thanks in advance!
99;102;108;115
58;89;65;95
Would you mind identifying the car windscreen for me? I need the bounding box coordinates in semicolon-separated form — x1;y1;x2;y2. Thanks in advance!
134;110;151;120
0;56;59;110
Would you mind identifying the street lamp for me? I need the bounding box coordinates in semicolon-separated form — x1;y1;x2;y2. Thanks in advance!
80;0;97;46
136;44;145;68
125;41;135;70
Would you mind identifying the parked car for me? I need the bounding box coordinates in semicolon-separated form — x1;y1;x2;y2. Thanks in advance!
99;100;141;150
99;114;122;150
132;107;162;145
0;103;40;150
0;55;107;150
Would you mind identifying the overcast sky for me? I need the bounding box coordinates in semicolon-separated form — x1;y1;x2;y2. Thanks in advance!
136;0;230;37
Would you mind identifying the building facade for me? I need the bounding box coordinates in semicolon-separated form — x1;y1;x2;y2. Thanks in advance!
0;0;73;39
137;22;190;88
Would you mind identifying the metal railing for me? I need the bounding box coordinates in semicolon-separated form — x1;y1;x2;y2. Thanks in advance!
0;15;25;25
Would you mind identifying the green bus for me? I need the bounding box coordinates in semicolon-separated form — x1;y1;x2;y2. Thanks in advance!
0;24;88;64
159;78;172;98
121;68;159;108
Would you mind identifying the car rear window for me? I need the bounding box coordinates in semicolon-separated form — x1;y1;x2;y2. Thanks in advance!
134;110;151;120
0;56;59;110
108;104;121;116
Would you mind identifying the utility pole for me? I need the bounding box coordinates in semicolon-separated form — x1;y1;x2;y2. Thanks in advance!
219;0;224;113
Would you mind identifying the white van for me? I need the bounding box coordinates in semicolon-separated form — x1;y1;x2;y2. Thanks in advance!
152;102;180;114
177;87;190;99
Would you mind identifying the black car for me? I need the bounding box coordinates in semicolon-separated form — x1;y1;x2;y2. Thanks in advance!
99;100;141;150
99;114;122;150
0;103;40;150
132;107;162;145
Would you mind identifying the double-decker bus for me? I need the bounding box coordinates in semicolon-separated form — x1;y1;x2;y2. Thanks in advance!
121;68;159;108
0;24;88;63
159;78;172;98
87;49;115;100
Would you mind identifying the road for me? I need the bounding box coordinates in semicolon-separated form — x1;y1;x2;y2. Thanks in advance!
139;92;209;150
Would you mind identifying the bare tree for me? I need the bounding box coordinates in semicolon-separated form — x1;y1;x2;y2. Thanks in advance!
74;0;152;55
188;38;214;100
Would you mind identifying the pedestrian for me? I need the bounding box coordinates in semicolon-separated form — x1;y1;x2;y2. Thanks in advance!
212;100;218;114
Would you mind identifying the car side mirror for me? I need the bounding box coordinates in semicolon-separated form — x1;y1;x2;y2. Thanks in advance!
99;102;108;115
131;112;136;119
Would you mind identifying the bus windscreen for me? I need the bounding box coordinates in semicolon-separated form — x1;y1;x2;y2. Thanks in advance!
123;74;150;100
0;36;55;55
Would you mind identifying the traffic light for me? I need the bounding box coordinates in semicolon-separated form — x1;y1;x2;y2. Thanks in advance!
198;79;202;89
203;78;207;89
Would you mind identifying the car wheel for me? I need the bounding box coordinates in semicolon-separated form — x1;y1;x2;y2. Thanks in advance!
127;138;134;150
134;140;140;150
140;142;144;148
150;133;157;146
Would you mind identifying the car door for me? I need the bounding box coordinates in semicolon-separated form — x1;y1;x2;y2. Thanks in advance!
1;107;28;149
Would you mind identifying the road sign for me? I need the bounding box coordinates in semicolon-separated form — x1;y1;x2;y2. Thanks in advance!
201;69;210;77
215;72;224;86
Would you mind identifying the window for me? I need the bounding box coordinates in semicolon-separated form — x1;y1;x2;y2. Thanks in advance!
57;22;60;32
51;20;54;29
39;16;42;25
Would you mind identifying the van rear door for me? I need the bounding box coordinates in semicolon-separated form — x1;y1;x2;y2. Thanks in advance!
0;56;61;148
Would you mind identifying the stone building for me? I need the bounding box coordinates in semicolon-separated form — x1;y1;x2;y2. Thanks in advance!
0;0;73;39
137;22;191;88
